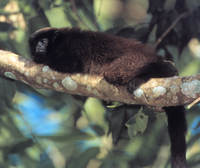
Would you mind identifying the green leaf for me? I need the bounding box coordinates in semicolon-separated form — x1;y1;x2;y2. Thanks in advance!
91;124;105;136
156;112;167;125
45;7;70;28
36;131;97;142
0;77;16;114
0;22;16;32
125;106;148;140
67;147;100;168
0;0;9;8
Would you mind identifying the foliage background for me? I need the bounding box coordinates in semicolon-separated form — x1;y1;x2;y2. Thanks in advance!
0;0;200;168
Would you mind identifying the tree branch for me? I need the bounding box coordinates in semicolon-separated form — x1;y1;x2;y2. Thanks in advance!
0;50;199;108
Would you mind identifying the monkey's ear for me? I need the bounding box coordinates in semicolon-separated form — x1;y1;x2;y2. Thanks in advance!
52;30;61;43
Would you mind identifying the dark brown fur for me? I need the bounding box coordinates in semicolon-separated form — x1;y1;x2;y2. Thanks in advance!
29;27;178;87
29;27;187;168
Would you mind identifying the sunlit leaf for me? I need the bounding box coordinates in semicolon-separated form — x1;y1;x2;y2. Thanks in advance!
66;147;100;168
126;107;148;140
36;131;97;141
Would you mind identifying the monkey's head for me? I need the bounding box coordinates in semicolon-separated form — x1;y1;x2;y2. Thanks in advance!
29;27;61;64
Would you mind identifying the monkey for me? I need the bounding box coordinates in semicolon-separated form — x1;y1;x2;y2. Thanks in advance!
29;27;187;168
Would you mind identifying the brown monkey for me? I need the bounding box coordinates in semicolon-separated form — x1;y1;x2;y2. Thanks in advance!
29;27;187;168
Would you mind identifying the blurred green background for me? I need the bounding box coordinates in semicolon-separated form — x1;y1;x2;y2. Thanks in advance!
0;0;200;168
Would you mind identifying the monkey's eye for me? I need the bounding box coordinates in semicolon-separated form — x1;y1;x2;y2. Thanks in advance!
42;38;48;44
36;38;48;54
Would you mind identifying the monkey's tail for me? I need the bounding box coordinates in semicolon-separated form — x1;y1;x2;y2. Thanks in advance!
163;106;187;168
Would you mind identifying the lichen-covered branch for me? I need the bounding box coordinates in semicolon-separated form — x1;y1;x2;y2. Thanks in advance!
0;49;199;108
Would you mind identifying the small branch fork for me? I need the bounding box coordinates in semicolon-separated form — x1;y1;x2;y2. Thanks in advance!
153;10;192;49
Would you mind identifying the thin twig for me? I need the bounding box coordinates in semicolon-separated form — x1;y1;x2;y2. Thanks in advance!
153;10;192;50
93;0;103;31
70;0;90;29
187;97;200;109
17;107;37;142
96;0;103;19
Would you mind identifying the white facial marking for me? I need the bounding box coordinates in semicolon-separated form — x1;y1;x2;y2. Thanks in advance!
36;38;48;53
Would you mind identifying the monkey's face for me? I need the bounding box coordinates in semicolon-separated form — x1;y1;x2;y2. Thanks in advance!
35;38;48;54
29;27;60;64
